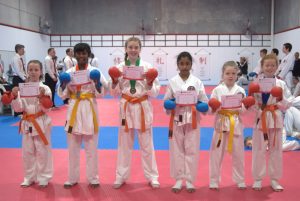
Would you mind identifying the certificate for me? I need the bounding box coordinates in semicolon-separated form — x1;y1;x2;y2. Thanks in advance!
71;70;90;85
258;78;275;92
175;91;198;106
221;93;243;109
123;66;144;80
19;82;40;97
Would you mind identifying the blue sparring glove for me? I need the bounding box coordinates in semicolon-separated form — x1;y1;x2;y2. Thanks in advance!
59;72;71;89
196;101;209;112
59;72;71;84
164;99;176;110
90;69;102;88
248;72;257;77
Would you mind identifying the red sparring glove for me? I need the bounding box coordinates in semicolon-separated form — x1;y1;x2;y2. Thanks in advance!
248;82;260;96
108;66;122;84
1;91;14;105
270;86;283;101
208;98;221;112
242;96;256;108
145;68;158;85
39;95;53;109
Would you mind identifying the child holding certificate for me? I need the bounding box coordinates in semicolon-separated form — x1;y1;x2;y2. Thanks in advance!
108;36;160;189
58;43;107;189
208;61;247;190
249;54;292;192
11;60;53;188
163;51;208;193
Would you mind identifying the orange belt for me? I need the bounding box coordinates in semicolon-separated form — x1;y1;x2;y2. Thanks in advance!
122;94;148;133
19;111;48;145
168;105;197;139
261;104;278;146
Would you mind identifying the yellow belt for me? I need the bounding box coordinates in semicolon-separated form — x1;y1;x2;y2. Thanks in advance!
69;93;98;134
217;110;239;153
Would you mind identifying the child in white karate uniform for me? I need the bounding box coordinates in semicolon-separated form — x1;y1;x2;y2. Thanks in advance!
58;43;107;188
208;61;247;190
164;51;208;193
11;60;53;188
250;54;292;192
109;37;160;189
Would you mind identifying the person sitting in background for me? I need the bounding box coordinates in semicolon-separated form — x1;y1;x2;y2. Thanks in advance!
292;52;300;78
291;76;300;97
244;132;300;152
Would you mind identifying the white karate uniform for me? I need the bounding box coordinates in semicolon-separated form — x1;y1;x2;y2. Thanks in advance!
58;64;108;184
90;57;100;68
282;132;300;151
251;78;292;182
11;53;26;81
11;82;53;185
164;74;208;183
253;58;262;75
291;82;300;97
284;106;300;136
109;59;160;183
64;55;77;71
278;52;295;89
209;83;246;185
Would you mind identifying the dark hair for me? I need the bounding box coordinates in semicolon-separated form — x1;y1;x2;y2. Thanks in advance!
15;44;25;53
66;48;72;54
27;60;43;80
283;43;292;52
90;53;94;58
73;43;91;57
177;51;193;64
124;37;142;61
271;48;279;56
48;48;54;54
260;49;267;55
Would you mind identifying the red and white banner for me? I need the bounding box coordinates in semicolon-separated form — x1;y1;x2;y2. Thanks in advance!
195;49;211;81
152;49;168;80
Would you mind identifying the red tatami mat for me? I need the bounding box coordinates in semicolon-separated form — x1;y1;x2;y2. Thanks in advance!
1;149;299;201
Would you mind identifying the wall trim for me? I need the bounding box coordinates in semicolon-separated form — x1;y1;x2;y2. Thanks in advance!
275;26;300;34
0;22;49;36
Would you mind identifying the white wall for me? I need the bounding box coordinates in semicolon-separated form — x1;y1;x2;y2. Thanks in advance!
0;24;50;72
274;27;300;59
54;46;268;85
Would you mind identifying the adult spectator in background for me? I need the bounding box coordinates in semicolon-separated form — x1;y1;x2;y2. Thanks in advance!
277;43;294;89
271;48;279;57
0;54;7;84
250;49;267;78
11;44;26;86
292;52;300;78
89;53;99;68
44;48;58;108
63;48;77;71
